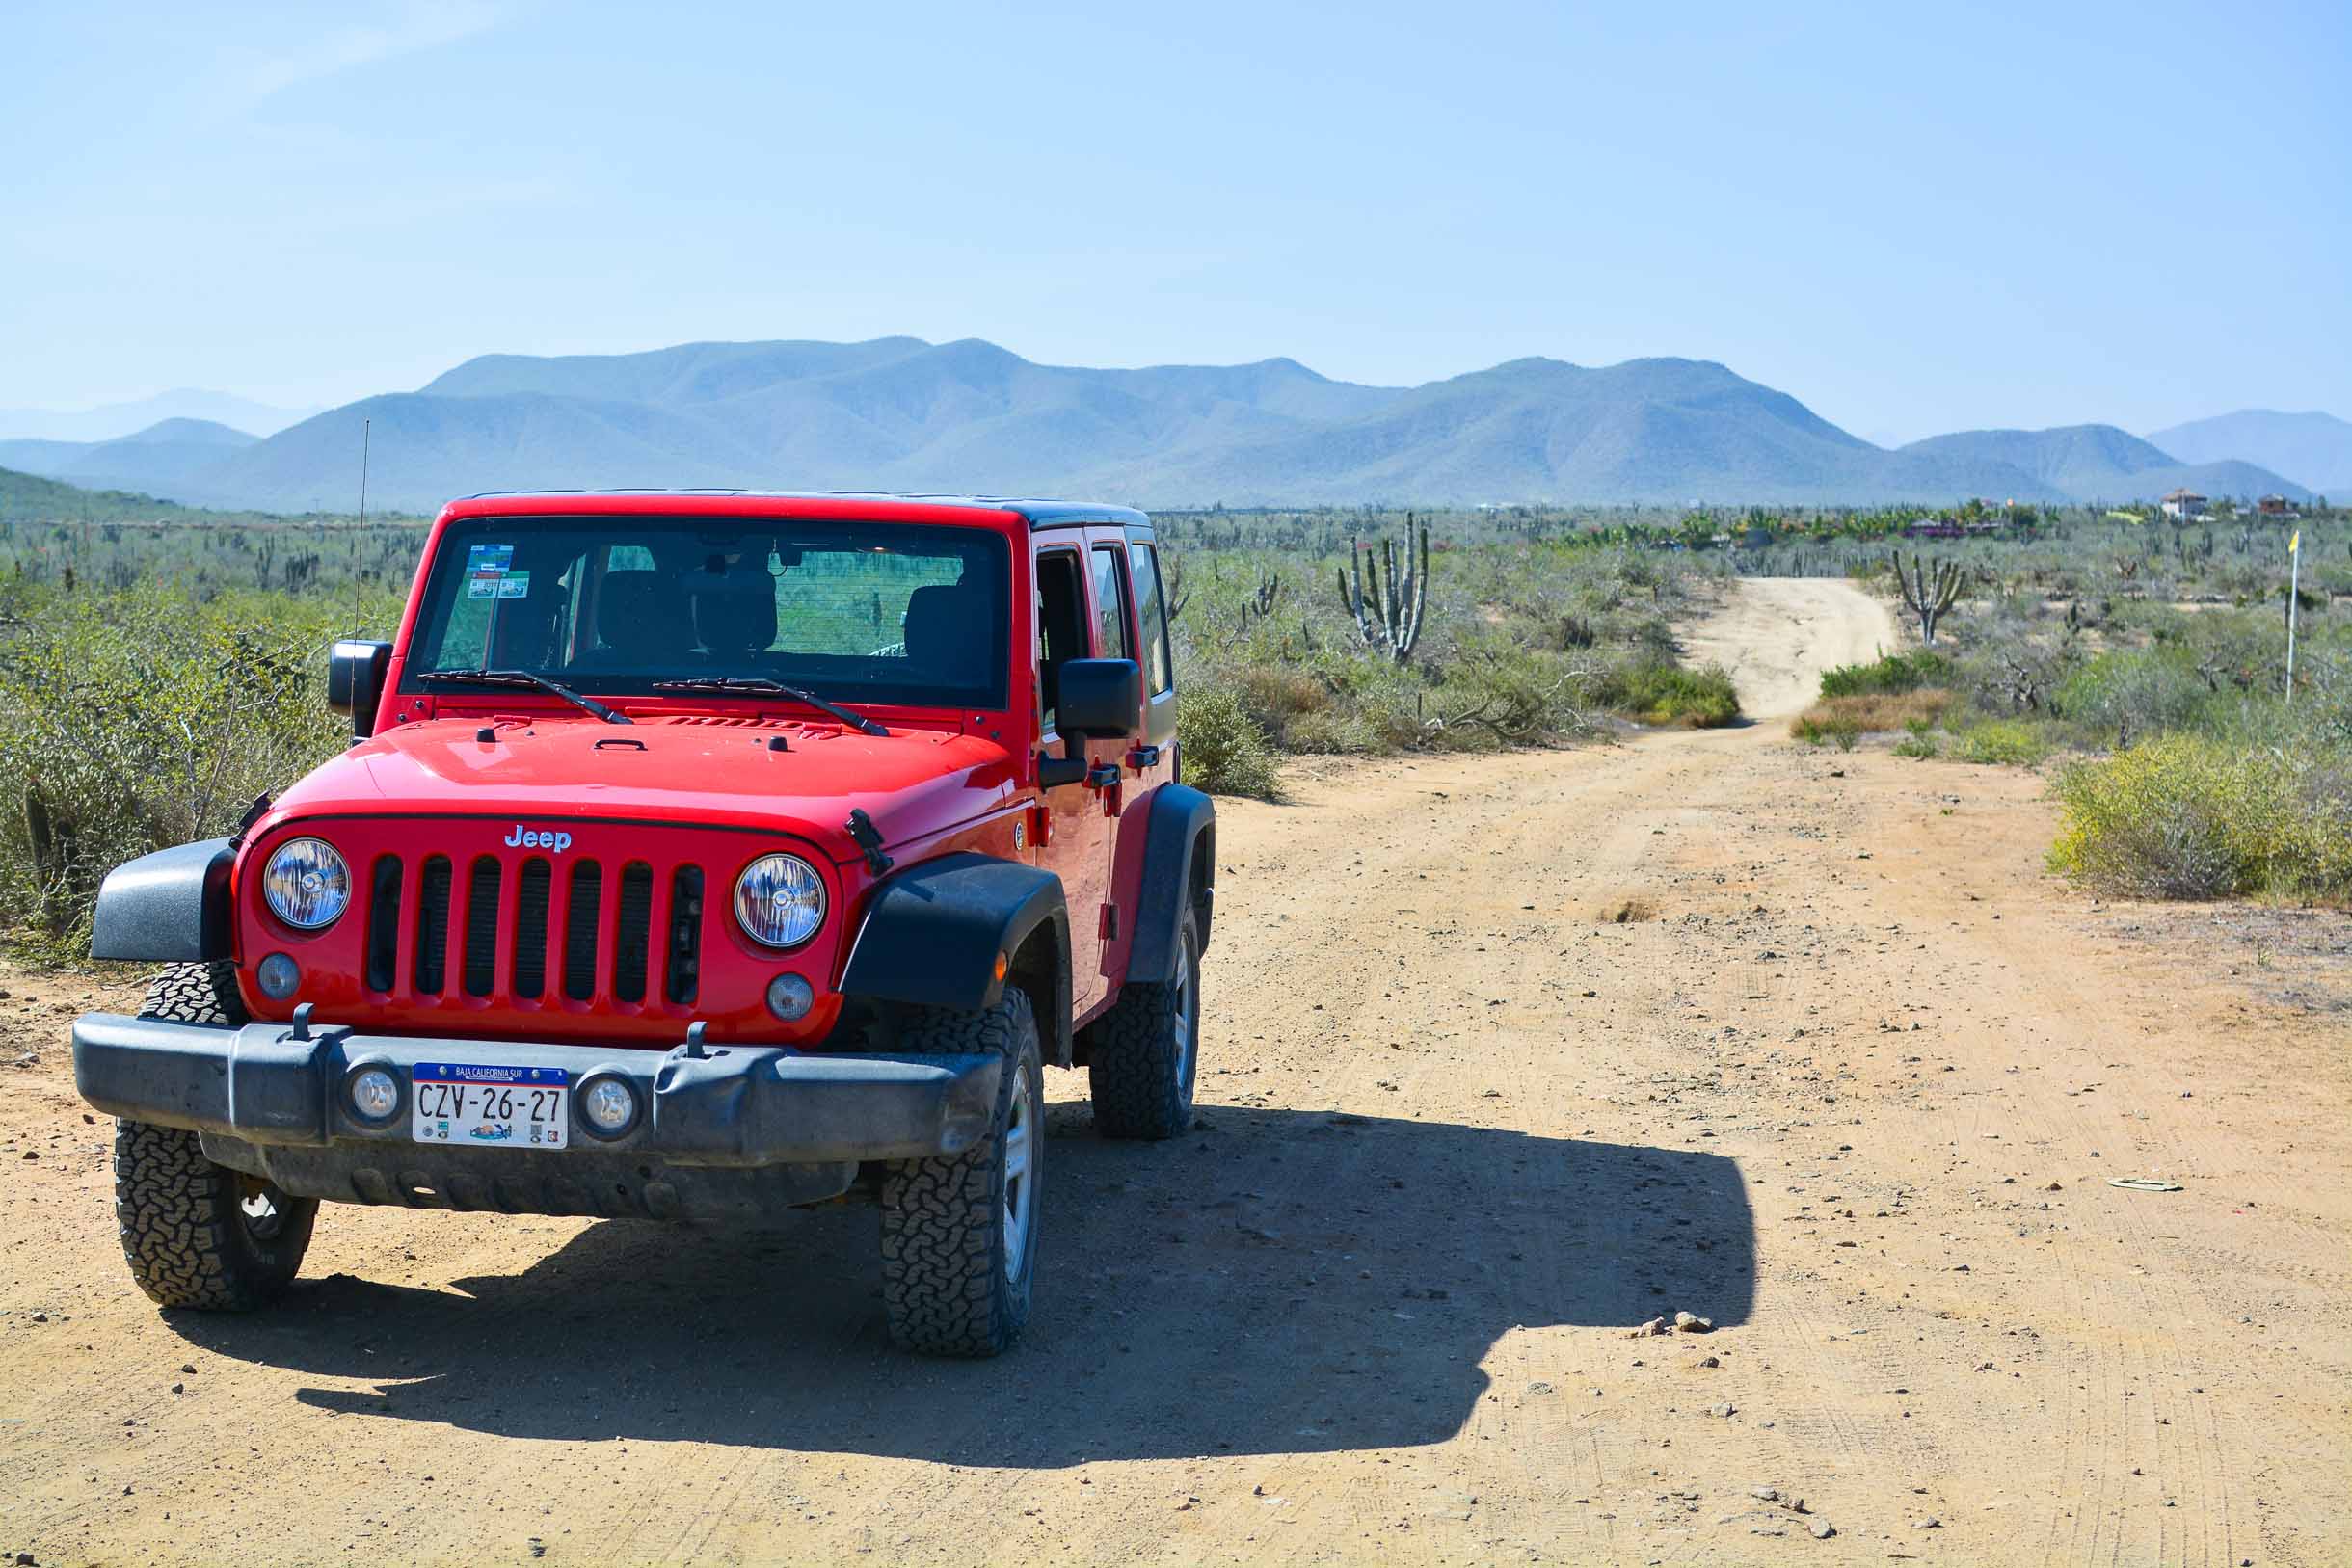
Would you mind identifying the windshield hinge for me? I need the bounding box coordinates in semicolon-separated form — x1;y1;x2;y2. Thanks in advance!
844;809;895;877
227;793;273;850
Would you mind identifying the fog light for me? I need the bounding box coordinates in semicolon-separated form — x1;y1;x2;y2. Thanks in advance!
349;1067;399;1123
580;1076;636;1135
257;952;301;998
765;973;815;1022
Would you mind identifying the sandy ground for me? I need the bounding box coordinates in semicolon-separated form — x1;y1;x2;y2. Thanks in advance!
3;578;2348;1567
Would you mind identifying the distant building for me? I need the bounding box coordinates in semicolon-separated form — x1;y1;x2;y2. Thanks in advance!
2257;493;2301;519
2160;488;2209;520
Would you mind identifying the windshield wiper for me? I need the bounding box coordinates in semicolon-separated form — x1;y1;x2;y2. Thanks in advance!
418;668;632;725
650;677;890;736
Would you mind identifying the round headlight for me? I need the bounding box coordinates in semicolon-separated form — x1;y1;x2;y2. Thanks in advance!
263;837;351;930
734;854;825;949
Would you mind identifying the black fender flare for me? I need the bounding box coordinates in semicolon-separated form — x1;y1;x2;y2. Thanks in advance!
838;852;1073;1062
1125;784;1215;985
90;837;237;963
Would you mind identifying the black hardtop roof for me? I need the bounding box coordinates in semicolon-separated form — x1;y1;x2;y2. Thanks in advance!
454;488;1152;529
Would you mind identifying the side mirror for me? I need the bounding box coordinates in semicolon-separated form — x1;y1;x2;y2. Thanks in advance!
1056;658;1143;739
328;640;394;737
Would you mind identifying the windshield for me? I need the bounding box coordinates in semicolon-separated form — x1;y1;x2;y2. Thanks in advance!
402;515;1010;710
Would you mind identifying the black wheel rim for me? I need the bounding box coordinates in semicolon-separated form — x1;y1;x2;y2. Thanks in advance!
237;1175;288;1243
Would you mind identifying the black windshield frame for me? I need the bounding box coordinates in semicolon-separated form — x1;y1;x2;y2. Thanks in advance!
399;514;1012;712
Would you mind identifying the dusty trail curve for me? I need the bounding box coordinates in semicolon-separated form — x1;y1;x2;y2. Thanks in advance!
1680;574;1898;720
2;578;2343;1567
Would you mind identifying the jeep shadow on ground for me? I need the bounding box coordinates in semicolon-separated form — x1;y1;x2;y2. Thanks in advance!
174;1100;1755;1464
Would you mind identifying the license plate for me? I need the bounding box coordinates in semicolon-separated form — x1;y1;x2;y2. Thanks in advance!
412;1063;571;1150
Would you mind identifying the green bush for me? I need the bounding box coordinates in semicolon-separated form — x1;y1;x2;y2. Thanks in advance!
0;583;388;950
1819;649;1954;698
1425;637;1605;745
2053;647;2220;740
1792;712;1861;749
1223;661;1332;747
1175;682;1281;800
1597;659;1741;727
2049;730;2352;899
1890;716;1942;757
1953;720;2052;766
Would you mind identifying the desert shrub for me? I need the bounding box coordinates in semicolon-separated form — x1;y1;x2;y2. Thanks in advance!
1597;660;1741;727
1791;710;1862;750
2049;730;2352;899
1953;720;2052;766
1819;649;1954;698
1892;720;1940;758
1791;689;1954;736
2053;647;2219;741
1223;662;1331;748
0;583;383;949
1422;640;1602;745
1174;681;1281;800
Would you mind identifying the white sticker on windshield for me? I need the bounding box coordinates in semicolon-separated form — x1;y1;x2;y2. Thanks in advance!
468;570;530;600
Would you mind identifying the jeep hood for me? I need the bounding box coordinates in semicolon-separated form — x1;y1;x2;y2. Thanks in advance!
268;717;1019;863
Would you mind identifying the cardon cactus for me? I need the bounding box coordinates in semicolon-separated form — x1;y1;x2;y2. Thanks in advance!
1891;550;1962;646
1335;514;1430;664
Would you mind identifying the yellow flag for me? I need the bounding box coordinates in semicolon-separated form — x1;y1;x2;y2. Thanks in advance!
2290;530;2301;553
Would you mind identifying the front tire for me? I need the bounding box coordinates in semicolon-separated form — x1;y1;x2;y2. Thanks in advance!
113;963;317;1311
879;987;1045;1357
1086;911;1201;1140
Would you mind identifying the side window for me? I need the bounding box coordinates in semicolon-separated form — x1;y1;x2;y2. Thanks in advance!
1034;550;1085;733
1128;543;1174;696
1089;546;1131;659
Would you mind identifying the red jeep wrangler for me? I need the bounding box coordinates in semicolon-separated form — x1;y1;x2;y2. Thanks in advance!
70;492;1213;1357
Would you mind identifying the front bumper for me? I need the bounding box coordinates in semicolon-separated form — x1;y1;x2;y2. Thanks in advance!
71;1012;1002;1221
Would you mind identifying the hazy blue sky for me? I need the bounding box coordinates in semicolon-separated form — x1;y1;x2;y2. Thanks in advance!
5;0;2344;441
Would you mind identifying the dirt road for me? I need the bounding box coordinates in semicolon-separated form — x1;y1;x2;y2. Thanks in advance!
4;578;2346;1566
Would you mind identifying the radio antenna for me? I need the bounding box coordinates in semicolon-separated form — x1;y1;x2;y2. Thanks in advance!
350;417;370;640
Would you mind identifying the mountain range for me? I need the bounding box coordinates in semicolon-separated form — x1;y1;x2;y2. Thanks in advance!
0;418;258;497
0;389;317;442
0;339;2326;512
2144;410;2352;500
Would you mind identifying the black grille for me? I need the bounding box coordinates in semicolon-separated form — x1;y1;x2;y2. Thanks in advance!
364;857;402;993
563;860;602;1001
414;856;452;994
512;858;551;998
614;863;654;1003
463;857;501;997
665;865;704;1005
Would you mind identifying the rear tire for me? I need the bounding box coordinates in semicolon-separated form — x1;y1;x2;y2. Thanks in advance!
1086;911;1201;1140
879;987;1044;1357
113;963;317;1311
